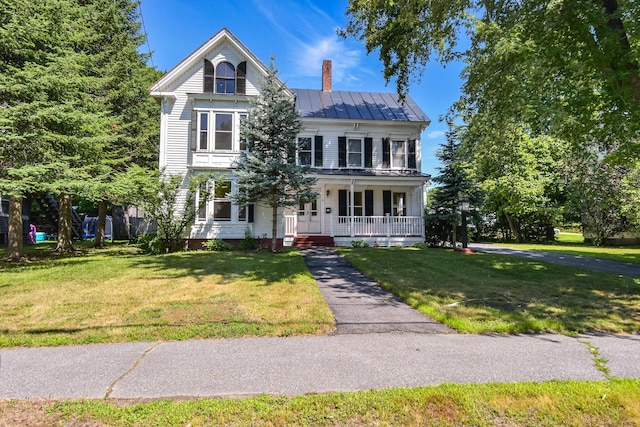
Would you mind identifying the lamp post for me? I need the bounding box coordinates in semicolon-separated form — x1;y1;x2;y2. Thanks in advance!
458;199;470;249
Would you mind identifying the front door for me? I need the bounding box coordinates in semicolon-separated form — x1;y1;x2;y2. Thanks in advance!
297;200;321;234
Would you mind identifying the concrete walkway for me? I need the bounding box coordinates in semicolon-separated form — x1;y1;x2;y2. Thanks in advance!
0;247;639;400
299;247;454;334
469;243;640;278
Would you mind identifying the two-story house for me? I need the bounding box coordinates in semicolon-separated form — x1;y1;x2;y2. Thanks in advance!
149;28;431;248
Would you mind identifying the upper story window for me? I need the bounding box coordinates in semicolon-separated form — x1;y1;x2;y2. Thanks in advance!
296;135;323;167
347;138;363;167
203;60;247;95
339;136;371;168
392;140;406;168
383;138;417;170
196;111;244;152
216;62;235;94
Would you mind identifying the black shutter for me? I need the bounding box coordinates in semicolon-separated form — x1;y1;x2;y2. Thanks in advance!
248;204;254;223
338;137;347;167
190;109;197;151
408;139;417;169
236;61;246;95
364;137;373;168
204;59;214;92
314;135;323;167
382;138;390;168
383;190;392;216
365;190;374;216
338;190;348;216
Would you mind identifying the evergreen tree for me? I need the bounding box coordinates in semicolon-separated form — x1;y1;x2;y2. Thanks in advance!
0;0;113;257
232;59;317;251
426;133;479;247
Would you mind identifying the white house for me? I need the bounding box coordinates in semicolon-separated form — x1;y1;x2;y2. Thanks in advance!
149;28;431;248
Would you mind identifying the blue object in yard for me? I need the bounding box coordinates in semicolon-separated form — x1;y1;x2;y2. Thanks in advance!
82;216;113;240
35;232;46;242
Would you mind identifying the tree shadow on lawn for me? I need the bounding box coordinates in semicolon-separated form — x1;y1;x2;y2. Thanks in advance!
130;248;311;286
342;248;640;334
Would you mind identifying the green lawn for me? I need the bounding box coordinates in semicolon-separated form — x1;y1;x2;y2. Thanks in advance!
337;247;640;334
492;233;640;264
5;379;638;426
0;242;334;347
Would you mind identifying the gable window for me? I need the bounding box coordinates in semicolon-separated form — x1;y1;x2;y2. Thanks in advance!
216;62;235;94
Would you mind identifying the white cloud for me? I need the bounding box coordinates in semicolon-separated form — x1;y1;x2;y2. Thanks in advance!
426;130;447;139
294;36;362;84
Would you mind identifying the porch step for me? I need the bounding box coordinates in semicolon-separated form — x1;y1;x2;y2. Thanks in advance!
293;236;334;247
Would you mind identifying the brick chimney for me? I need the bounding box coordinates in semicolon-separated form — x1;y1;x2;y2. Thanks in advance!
322;60;332;92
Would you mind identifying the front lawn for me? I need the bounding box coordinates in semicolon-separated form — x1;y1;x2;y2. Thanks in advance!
337;247;640;334
0;243;334;347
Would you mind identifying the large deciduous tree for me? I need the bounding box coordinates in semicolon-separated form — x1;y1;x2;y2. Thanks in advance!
232;59;317;251
342;0;639;153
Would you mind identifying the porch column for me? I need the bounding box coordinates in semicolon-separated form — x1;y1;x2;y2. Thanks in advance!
350;180;355;237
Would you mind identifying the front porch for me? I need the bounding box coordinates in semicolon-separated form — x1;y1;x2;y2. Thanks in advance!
285;214;424;247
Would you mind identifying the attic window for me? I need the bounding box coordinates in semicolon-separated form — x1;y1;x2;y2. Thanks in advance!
216;62;235;94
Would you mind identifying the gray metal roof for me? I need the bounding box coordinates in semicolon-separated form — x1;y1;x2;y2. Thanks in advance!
292;89;430;123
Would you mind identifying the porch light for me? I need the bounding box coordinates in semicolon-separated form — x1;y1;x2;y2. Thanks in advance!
458;199;470;249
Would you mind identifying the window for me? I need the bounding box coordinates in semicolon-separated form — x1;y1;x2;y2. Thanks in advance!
392;140;406;168
196;112;243;151
216;62;235;94
239;114;248;151
196;180;209;221
215;113;233;150
385;139;418;169
213;181;231;221
198;112;208;150
298;137;312;165
393;192;406;216
349;192;363;216
347;138;363;167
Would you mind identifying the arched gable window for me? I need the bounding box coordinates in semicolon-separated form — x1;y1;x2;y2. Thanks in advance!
216;61;235;94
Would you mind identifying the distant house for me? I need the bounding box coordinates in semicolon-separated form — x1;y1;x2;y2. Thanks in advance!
149;28;431;248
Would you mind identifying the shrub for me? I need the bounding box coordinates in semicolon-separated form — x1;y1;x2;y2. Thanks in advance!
238;229;257;251
203;239;233;251
350;240;369;248
136;233;164;255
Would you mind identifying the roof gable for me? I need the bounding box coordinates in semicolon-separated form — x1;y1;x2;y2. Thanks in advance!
149;28;272;94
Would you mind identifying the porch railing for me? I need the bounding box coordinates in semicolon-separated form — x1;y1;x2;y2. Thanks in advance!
285;215;424;237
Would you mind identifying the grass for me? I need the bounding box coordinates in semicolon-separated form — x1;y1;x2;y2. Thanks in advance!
337;247;640;334
2;379;638;426
0;242;334;347
491;232;640;264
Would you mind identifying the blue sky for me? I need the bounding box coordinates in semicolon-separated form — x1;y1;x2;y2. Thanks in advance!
139;0;465;177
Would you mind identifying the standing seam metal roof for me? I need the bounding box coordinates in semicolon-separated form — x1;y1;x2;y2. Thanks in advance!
292;89;430;123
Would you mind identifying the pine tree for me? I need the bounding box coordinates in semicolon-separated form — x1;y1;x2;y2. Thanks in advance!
232;59;317;251
426;133;478;247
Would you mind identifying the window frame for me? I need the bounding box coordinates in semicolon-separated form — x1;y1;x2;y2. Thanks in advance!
297;136;313;166
347;138;364;168
215;61;236;94
391;139;407;169
195;111;248;152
